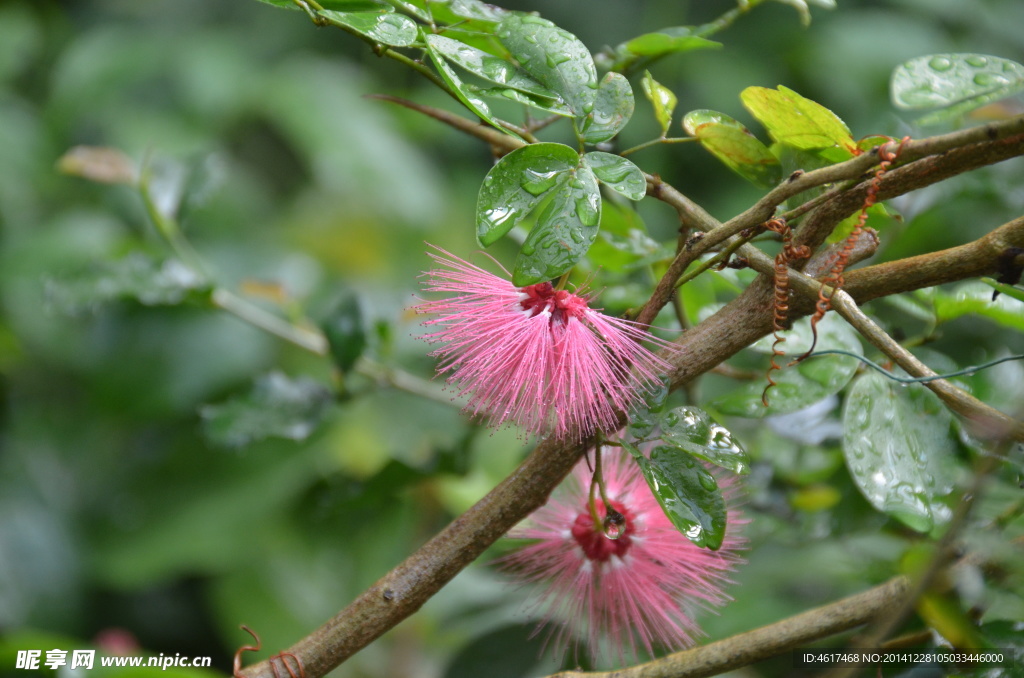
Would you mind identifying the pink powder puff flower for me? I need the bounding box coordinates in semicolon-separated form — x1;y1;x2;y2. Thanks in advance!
499;448;744;666
413;246;675;440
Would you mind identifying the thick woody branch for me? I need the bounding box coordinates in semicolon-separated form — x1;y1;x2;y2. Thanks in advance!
547;576;910;678
637;117;1024;325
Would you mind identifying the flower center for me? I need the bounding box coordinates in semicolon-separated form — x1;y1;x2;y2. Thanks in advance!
519;282;589;325
571;500;634;562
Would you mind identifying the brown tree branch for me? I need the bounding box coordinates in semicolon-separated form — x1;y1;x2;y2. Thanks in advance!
547;576;910;678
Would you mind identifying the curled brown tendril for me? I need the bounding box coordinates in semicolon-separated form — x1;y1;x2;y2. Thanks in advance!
761;217;812;406
234;625;306;678
234;626;261;678
797;136;911;362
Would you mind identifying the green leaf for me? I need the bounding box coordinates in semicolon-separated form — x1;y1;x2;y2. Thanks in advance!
253;0;384;9
425;34;560;100
475;142;580;246
713;313;862;418
933;281;1024;331
624;443;727;549
658;406;750;474
827;201;896;243
891;54;1024;124
579;72;634;143
426;36;522;140
322;293;368;375
496;14;597;117
682;109;781;187
512;165;601;285
200;372;334;448
602;27;722;73
625;29;722;57
982;277;1024;303
447;0;509;22
641;70;677;136
317;9;418;47
45;253;210;313
740;85;855;155
473;86;572;116
581;152;646;200
843;371;957;532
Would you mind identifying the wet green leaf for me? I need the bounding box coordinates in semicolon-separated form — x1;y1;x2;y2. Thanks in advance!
446;0;509;23
658;406;750;474
624;443;727;549
426;37;522;140
45;253;210;313
318;9;418;47
641;70;677;136
496;14;597;117
843;371;957;532
512;165;601;285
713;313;862;417
682;109;781;187
741;85;855;156
475;142;580;246
322;293;367;376
425;34;560;100
473;86;572;117
582;152;645;200
891;54;1024;125
602;27;721;73
933;281;1024;331
200;372;334;448
579;72;634;143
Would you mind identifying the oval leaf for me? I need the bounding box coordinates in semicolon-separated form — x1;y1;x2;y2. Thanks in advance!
683;109;781;187
579;72;634;143
322;293;367;375
582;152;646;201
475;142;580;246
426;37;523;140
891;53;1024;110
425;34;561;100
641;70;677;136
658;406;750;474
318;9;418;47
740;85;855;155
843;371;957;532
512;165;601;285
625;29;721;57
625;443;727;550
497;14;598;117
891;53;1024;125
474;86;572;117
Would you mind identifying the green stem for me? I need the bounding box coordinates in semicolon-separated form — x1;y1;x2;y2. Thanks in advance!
673;235;751;289
620;136;697;157
211;289;329;355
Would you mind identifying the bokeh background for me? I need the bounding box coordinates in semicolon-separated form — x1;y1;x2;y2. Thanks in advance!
1;0;1022;676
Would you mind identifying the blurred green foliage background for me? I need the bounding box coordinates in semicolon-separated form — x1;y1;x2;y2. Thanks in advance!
0;0;1022;676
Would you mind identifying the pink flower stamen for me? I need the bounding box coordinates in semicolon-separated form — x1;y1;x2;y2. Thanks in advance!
413;246;677;440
